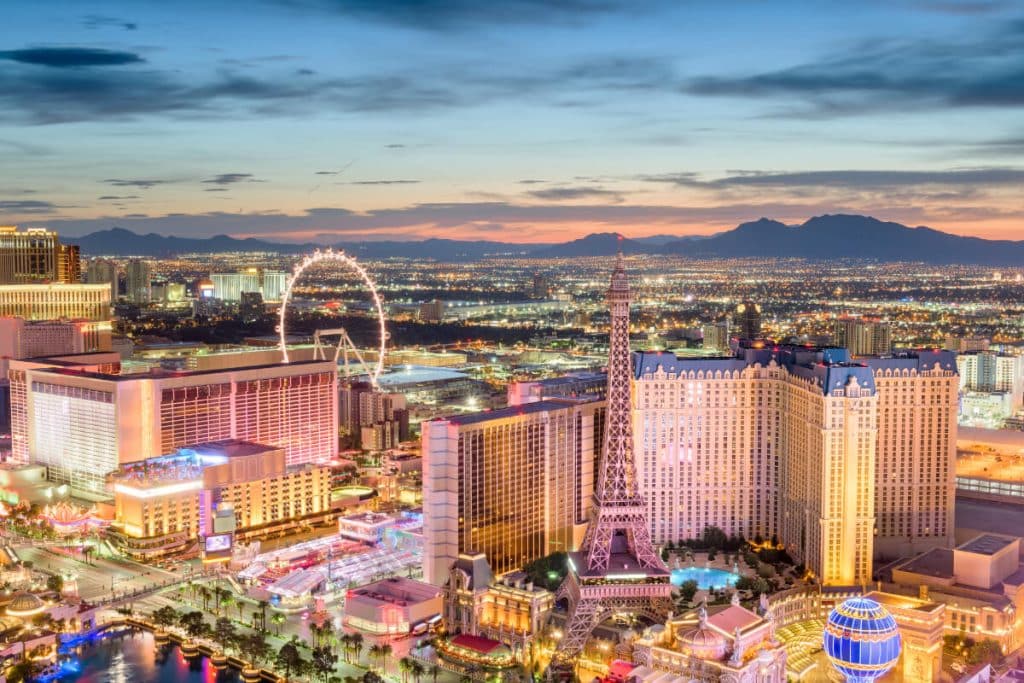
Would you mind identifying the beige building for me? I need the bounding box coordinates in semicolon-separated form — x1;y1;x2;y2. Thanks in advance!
9;358;338;494
0;226;79;284
891;534;1024;652
0;317;112;358
442;552;554;666
633;346;957;586
832;317;892;356
0;283;111;321
422;397;602;584
108;440;332;558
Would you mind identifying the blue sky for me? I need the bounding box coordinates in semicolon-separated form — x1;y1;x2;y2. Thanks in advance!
1;0;1022;242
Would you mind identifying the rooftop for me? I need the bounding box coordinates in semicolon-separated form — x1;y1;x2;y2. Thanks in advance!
36;359;333;382
440;399;593;426
958;534;1016;556
895;548;954;579
347;576;440;606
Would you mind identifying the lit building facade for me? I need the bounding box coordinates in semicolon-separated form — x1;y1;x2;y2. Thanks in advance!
0;317;112;358
421;398;602;584
108;440;332;557
633;346;958;585
833;318;893;356
211;271;262;302
959;351;1024;407
0;283;111;321
442;553;553;666
10;359;338;493
0;226;79;284
126;259;152;304
85;258;118;301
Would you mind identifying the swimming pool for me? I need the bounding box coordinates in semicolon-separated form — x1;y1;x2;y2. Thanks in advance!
670;566;740;590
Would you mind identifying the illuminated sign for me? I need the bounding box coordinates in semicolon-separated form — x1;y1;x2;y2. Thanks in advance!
205;534;232;553
112;480;202;499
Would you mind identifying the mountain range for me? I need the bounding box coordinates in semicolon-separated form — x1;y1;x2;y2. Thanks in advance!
73;215;1024;265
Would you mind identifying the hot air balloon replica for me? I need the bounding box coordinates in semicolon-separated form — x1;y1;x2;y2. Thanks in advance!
823;596;902;682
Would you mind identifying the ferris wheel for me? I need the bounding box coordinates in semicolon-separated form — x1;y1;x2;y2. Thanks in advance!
277;249;388;385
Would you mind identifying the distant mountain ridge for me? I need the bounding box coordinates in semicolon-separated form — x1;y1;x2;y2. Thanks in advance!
73;215;1024;265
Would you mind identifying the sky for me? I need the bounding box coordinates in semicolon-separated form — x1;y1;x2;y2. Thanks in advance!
1;0;1022;244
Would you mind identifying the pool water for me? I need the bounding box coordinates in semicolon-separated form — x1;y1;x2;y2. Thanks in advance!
55;629;241;682
670;567;740;590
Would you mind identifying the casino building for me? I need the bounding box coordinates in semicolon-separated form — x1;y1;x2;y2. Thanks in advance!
108;439;332;559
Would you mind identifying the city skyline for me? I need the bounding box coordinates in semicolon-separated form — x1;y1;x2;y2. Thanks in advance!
3;1;1024;243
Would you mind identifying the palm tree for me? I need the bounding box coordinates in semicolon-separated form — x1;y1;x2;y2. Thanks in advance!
313;645;339;682
199;586;212;612
409;659;425;683
429;663;440;683
399;657;413;683
220;592;235;618
257;599;270;632
271;612;286;637
378;643;393;675
351;632;364;664
339;633;352;663
245;631;271;668
368;644;385;672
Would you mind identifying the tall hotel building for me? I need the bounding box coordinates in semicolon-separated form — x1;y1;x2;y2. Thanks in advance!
633;345;957;585
0;226;80;284
0;283;111;321
9;359;338;494
422;398;603;585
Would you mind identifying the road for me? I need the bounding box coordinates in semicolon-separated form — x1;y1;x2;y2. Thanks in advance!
13;546;186;602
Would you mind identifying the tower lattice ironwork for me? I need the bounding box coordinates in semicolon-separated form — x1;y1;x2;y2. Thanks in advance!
550;252;672;668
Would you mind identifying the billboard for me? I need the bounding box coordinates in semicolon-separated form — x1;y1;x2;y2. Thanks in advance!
204;533;232;553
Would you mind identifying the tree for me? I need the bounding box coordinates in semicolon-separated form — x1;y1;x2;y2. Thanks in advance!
245;631;272;668
399;657;413;683
429;664;441;683
675;579;699;603
701;526;728;550
214;617;237;653
271;612;286;637
409;659;425;683
257;599;270;632
350;632;364;664
5;660;40;683
180;611;206;638
277;639;303;679
45;574;64;594
199;586;212;612
151;605;179;629
363;672;385;683
967;638;1003;666
313;645;339;682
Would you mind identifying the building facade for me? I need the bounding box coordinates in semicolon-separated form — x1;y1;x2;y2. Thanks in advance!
633;346;958;584
108;440;332;558
126;259;152;304
959;351;1024;407
85;258;118;301
0;317;112;358
833;318;893;356
0;226;79;284
0;284;111;321
10;359;338;494
421;397;602;584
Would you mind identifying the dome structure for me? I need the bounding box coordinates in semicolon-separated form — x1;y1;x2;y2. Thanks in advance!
6;591;45;618
677;606;729;661
823;597;902;682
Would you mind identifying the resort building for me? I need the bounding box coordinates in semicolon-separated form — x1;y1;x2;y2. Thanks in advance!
108;440;333;558
344;576;442;635
421;397;602;584
441;552;554;666
0;226;79;284
9;358;337;494
0;283;111;321
633;345;957;585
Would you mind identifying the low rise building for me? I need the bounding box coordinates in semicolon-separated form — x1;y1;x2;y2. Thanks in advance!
344;576;442;635
108;440;333;559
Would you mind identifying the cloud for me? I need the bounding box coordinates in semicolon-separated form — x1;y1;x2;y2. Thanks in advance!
305;0;642;31
82;14;138;31
204;188;229;192
643;167;1024;190
97;195;140;200
103;178;173;189
527;186;624;201
0;47;144;68
202;173;258;185
0;200;59;214
385;143;405;148
347;179;420;185
684;20;1024;115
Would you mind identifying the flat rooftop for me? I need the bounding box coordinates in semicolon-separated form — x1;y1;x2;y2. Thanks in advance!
958;534;1016;556
895;548;954;579
189;439;279;458
442;398;593;426
36;358;333;382
347;576;439;605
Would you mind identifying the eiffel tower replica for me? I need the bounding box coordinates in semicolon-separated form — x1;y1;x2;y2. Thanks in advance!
549;250;672;674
